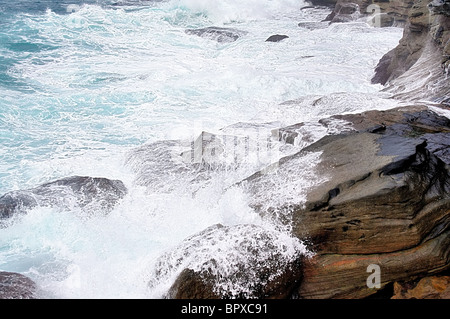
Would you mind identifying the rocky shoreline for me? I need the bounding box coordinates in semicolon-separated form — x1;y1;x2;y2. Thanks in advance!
161;104;450;299
164;0;450;299
1;1;449;299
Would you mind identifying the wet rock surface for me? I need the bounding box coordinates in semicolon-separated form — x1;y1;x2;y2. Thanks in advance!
185;27;248;43
149;224;307;299
0;272;37;299
0;176;128;220
265;34;289;42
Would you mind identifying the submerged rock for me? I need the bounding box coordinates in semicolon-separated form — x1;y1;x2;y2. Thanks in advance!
0;176;128;219
265;34;289;42
185;27;248;43
126;128;283;195
0;272;37;299
149;224;307;299
325;2;361;23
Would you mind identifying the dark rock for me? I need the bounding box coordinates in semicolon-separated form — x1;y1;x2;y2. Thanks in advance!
304;0;338;7
331;105;450;164
0;192;38;219
0;272;37;299
168;268;220;299
0;176;128;219
150;224;306;299
185;27;247;43
265;34;289;42
168;257;303;299
325;2;361;23
392;275;450;299
291;132;449;254
371;47;395;85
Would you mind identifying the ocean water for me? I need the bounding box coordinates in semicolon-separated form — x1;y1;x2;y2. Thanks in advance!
0;0;404;298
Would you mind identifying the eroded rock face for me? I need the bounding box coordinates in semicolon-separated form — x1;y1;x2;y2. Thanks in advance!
299;231;450;298
372;0;450;104
0;176;128;219
331;105;450;164
0;272;37;299
372;0;432;85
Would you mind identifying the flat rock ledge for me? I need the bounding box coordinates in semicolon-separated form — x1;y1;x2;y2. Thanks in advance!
167;105;450;299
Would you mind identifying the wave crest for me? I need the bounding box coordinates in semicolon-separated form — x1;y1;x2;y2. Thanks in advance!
167;0;307;24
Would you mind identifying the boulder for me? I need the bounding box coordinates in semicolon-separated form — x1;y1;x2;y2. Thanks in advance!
0;176;128;219
149;224;307;299
185;27;248;43
392;275;450;299
330;105;450;164
265;34;289;42
0;272;37;299
126;128;280;194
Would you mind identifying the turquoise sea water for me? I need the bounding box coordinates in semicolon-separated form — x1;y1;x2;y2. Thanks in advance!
0;0;405;298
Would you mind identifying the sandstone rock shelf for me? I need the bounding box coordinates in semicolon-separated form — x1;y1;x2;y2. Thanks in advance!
166;104;450;299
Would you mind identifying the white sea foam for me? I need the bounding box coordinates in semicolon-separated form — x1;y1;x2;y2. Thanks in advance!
168;0;306;24
147;223;310;298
